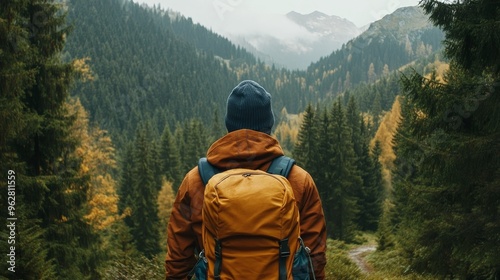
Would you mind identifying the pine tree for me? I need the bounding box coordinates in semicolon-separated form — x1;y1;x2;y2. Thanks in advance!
0;1;50;276
371;91;383;125
293;104;319;174
211;108;225;141
346;97;363;157
1;0;98;277
391;1;500;277
129;124;161;259
421;0;500;75
345;97;372;230
0;0;34;167
316;108;335;237
118;143;134;222
376;199;395;251
363;140;384;231
329;100;362;241
159;125;182;191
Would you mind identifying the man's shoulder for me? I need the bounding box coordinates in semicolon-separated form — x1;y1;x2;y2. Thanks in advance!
288;164;313;181
178;166;205;191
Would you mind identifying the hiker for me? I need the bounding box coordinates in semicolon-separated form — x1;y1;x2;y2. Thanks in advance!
165;80;327;279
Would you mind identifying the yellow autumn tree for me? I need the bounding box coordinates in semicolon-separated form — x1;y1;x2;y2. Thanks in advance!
73;57;95;82
66;98;120;231
370;96;402;189
424;59;450;83
157;178;176;252
273;109;302;155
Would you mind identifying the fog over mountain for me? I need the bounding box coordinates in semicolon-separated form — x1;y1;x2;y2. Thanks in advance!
137;0;421;69
225;10;362;69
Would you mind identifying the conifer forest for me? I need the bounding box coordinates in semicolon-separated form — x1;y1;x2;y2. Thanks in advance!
0;0;498;279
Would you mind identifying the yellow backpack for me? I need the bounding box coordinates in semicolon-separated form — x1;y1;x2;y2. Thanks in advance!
189;156;315;280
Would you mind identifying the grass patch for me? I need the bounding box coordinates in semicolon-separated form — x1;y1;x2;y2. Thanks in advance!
325;233;439;280
325;239;363;279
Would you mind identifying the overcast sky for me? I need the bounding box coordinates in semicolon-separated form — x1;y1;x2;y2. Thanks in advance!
138;0;421;28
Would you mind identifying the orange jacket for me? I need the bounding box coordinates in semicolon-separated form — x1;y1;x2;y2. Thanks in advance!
165;129;327;279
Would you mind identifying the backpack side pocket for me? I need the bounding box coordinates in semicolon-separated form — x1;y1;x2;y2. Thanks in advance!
188;250;207;280
293;238;316;280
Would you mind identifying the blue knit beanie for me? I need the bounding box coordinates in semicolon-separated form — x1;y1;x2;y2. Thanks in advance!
225;80;275;134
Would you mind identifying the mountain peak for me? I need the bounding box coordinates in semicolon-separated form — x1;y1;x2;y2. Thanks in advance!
286;10;359;34
362;6;433;40
308;10;327;17
287;10;343;23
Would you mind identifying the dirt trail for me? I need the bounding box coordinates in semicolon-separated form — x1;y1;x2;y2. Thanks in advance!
348;245;377;274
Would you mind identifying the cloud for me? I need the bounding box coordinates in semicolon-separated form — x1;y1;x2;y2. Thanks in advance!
221;10;319;45
140;0;420;31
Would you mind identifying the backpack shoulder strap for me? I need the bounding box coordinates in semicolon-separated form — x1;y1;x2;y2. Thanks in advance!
199;155;295;184
267;156;295;177
198;157;220;185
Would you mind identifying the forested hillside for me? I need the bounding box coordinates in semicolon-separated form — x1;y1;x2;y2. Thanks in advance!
65;0;237;146
307;6;444;96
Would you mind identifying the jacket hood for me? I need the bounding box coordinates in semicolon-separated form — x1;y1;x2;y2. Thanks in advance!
206;129;284;170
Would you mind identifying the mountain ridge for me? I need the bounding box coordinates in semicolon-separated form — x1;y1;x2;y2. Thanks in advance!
228;10;361;69
304;5;444;95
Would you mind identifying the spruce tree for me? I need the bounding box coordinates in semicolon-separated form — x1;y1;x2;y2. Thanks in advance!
1;0;97;278
293;104;319;175
391;1;500;277
159;125;182;191
329;100;362;241
130;124;161;259
345;97;372;230
0;0;34;166
211;108;225;141
316;108;335;237
421;0;500;75
362;140;384;231
118;143;134;225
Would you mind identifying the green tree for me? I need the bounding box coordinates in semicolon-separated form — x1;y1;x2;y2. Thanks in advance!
1;0;98;278
159;125;182;191
316;108;335;237
176;119;210;174
345;97;371;231
421;0;500;75
130;124;161;258
0;0;34;168
391;1;500;277
211;107;225;141
329;100;362;241
118;143;134;221
293;104;319;175
362;139;384;231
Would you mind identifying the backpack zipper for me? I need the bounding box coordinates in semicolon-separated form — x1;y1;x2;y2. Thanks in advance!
214;171;287;189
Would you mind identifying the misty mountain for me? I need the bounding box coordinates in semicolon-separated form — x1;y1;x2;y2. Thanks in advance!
306;6;444;95
228;11;361;70
286;11;360;43
360;6;436;43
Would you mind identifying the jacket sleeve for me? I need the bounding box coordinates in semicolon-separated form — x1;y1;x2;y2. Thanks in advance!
294;168;328;280
165;168;203;280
